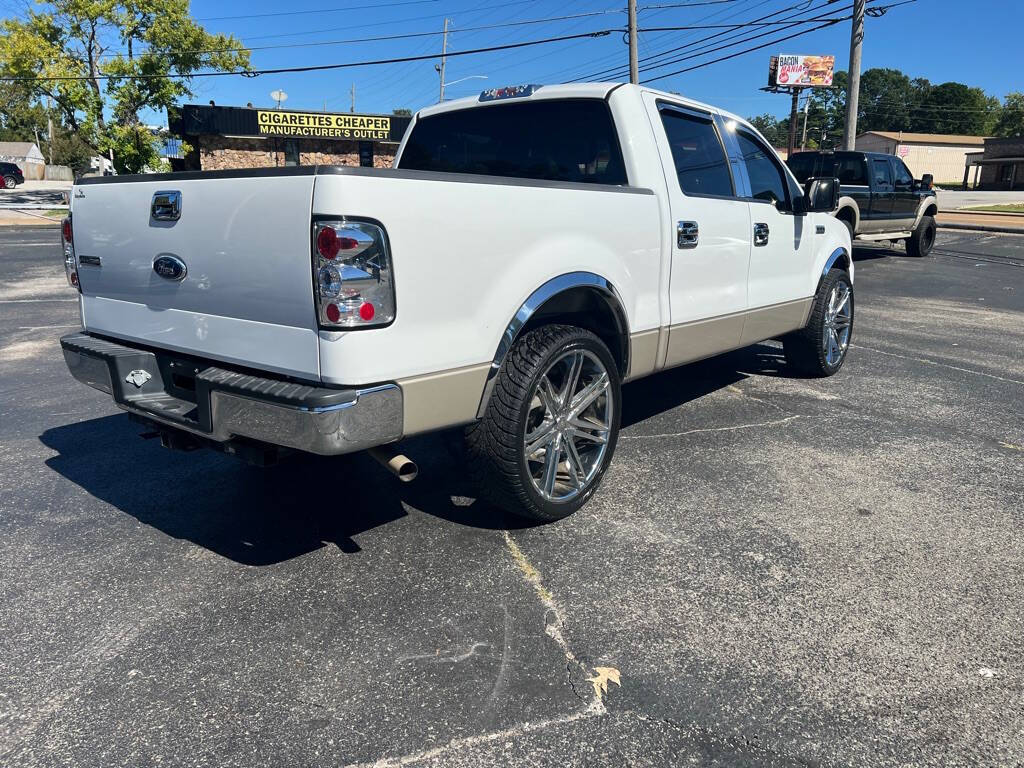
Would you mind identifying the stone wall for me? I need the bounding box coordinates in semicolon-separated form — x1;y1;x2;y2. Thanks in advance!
194;134;398;171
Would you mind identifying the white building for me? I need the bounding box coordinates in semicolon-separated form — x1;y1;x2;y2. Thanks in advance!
0;141;45;179
855;131;987;184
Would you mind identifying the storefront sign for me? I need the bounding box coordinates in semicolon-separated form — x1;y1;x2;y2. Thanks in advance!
256;110;392;140
769;55;835;87
169;104;411;144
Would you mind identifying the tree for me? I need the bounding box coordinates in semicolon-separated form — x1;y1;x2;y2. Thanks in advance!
993;92;1024;137
0;82;48;144
912;82;1001;135
858;68;921;133
392;108;412;117
747;113;787;147
0;1;250;173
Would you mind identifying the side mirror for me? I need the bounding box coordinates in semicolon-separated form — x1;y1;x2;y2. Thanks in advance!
920;173;933;190
800;176;840;214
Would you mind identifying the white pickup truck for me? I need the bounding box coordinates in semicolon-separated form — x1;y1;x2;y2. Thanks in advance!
60;82;853;521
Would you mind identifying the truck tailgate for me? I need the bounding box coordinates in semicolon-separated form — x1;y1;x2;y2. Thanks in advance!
72;171;320;379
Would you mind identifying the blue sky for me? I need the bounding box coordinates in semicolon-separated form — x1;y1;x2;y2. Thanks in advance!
9;0;1023;122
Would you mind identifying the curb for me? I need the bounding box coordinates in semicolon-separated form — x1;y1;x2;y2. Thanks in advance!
937;222;1024;235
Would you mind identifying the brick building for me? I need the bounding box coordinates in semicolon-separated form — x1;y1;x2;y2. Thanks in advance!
168;104;412;171
972;137;1024;190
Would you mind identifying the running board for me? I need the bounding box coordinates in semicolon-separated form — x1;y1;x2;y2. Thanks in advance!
855;231;913;241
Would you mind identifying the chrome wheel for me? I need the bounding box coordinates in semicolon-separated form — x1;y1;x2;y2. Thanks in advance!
523;349;613;503
822;282;852;366
3;176;16;189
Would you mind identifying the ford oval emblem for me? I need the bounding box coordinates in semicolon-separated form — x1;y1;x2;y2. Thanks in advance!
153;254;187;282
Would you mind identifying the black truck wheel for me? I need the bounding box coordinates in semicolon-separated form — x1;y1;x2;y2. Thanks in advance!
465;324;621;522
906;215;936;257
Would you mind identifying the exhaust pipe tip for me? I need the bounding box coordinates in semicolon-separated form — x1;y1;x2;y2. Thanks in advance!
368;446;418;483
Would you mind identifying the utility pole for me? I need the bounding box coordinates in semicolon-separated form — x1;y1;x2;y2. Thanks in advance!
45;96;54;164
786;89;799;157
350;83;356;113
437;18;450;103
843;0;865;150
800;92;811;151
627;0;638;84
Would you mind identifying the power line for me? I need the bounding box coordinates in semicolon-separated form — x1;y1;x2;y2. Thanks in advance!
0;29;617;83
196;0;439;22
95;8;627;59
567;0;824;82
573;0;851;82
642;18;843;82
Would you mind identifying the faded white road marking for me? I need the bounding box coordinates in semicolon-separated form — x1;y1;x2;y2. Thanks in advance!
620;415;801;440
853;343;1024;386
343;708;602;768
0;298;78;303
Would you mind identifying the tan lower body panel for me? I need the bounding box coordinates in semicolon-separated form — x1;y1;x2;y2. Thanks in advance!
662;297;813;371
739;297;814;346
626;328;660;381
397;363;491;436
665;313;746;368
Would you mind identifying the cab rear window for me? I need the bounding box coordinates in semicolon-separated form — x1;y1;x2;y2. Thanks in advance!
398;99;628;185
786;154;818;183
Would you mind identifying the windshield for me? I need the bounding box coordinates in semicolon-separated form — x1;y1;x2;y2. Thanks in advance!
398;98;628;185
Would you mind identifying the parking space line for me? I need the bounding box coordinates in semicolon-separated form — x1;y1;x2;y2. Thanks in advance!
853;343;1024;386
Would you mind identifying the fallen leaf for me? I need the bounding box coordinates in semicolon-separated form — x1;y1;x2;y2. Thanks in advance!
588;666;621;699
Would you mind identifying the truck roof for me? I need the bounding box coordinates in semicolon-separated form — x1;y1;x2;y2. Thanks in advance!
789;149;901;162
416;82;746;126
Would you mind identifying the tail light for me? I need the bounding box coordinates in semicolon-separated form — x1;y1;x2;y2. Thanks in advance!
313;219;395;328
61;215;81;292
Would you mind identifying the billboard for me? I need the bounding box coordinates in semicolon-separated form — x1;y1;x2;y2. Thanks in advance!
769;55;835;87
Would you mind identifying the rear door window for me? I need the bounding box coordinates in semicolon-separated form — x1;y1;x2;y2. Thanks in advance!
398;99;627;185
872;158;893;187
657;107;734;197
824;155;869;186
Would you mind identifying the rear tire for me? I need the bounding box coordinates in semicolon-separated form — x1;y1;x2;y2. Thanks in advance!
2;175;17;190
783;268;854;377
906;214;935;257
465;324;621;522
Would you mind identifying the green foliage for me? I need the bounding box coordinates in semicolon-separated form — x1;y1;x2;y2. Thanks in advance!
752;68;1008;144
993;92;1024;137
392;108;412;117
0;0;250;173
913;82;1000;135
0;82;48;143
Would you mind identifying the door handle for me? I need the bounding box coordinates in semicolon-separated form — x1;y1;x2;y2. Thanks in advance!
151;190;182;221
677;221;698;249
753;222;769;247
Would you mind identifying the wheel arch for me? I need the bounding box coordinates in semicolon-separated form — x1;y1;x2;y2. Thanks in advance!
834;199;859;231
475;272;630;419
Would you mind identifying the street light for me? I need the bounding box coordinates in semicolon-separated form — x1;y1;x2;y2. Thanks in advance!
435;73;487;101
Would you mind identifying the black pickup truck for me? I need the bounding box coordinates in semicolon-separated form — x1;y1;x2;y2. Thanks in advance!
787;150;938;257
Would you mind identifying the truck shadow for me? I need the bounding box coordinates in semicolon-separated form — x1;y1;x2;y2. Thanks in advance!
39;345;785;565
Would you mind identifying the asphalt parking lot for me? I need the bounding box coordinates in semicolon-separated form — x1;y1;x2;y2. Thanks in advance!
1;227;1022;767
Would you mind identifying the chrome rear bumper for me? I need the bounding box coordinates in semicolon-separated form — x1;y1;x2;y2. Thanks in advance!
60;332;402;455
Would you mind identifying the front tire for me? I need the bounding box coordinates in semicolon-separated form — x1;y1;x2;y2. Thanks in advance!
906;214;936;257
783;268;854;377
465;325;621;522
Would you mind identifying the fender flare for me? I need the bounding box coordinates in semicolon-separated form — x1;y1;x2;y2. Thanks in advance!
475;272;630;419
822;246;851;278
912;196;939;229
833;198;860;231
